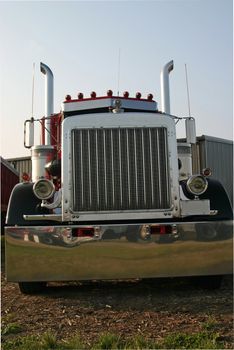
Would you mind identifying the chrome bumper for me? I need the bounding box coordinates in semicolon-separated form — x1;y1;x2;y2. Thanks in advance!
5;220;233;282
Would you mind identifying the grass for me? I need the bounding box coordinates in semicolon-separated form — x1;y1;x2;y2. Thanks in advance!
1;314;23;336
2;322;23;336
163;331;222;349
2;329;225;350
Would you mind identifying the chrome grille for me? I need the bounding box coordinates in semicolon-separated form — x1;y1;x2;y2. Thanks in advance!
71;127;170;212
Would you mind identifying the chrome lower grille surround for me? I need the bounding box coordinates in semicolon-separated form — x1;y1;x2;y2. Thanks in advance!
71;127;170;212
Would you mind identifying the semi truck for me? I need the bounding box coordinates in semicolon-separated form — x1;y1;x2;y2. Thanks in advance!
5;61;233;294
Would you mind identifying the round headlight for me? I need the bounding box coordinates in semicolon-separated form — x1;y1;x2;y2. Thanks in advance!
33;179;55;200
186;175;208;196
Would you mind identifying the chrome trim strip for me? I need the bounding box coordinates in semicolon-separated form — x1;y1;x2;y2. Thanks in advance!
23;214;62;222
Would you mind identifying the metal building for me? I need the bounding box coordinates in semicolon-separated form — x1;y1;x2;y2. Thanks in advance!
7;156;31;182
195;135;233;204
178;135;233;205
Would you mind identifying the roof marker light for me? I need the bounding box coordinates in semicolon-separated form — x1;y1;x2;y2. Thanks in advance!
136;92;141;99
78;92;84;99
147;93;153;101
123;91;129;98
65;94;71;101
107;90;113;97
90;91;96;98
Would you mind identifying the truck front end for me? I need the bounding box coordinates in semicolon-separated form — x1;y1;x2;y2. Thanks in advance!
5;61;233;294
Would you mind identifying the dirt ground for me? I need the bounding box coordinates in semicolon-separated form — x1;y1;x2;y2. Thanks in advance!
1;264;233;348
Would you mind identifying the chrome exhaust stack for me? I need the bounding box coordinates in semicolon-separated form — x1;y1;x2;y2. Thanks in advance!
30;63;55;182
40;62;54;145
160;60;174;114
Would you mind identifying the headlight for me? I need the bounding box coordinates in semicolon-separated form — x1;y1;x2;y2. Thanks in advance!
33;179;55;200
186;175;208;196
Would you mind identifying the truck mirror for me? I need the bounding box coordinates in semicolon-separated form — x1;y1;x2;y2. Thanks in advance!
24;119;34;148
185;117;196;144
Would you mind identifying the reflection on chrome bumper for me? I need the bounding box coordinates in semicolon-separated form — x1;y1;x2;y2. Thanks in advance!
5;220;233;282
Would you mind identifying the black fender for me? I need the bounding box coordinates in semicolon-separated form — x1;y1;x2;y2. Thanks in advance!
180;178;233;220
6;183;50;226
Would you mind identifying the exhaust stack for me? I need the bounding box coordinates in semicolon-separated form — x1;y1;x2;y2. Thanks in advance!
40;62;54;145
160;60;174;114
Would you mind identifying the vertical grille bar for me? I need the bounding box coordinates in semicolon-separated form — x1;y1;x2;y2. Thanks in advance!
72;127;170;212
126;129;131;207
110;129;115;207
156;128;162;207
118;129;123;208
95;130;100;209
87;130;92;207
103;129;107;208
149;128;154;207
141;129;146;206
134;128;139;207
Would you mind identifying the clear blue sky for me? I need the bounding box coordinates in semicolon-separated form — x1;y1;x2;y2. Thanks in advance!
0;0;233;159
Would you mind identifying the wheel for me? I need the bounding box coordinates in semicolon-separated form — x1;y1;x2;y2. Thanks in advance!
18;282;47;294
192;275;223;290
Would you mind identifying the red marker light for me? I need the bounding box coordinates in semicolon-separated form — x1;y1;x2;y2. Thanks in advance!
202;168;212;177
78;92;84;99
123;91;129;98
107;90;113;97
90;91;96;98
136;92;141;99
147;93;153;101
65;94;71;101
22;172;30;182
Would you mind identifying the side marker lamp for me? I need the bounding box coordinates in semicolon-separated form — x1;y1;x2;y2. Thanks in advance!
22;172;31;182
202;168;212;177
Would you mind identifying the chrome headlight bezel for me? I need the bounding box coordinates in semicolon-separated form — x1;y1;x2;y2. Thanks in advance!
33;179;55;200
186;175;208;196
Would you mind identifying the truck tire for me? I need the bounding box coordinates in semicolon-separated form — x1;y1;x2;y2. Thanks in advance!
192;275;223;290
18;282;47;295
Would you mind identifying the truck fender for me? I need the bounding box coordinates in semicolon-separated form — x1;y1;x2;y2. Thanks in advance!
180;178;233;220
6;183;50;226
200;178;233;220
